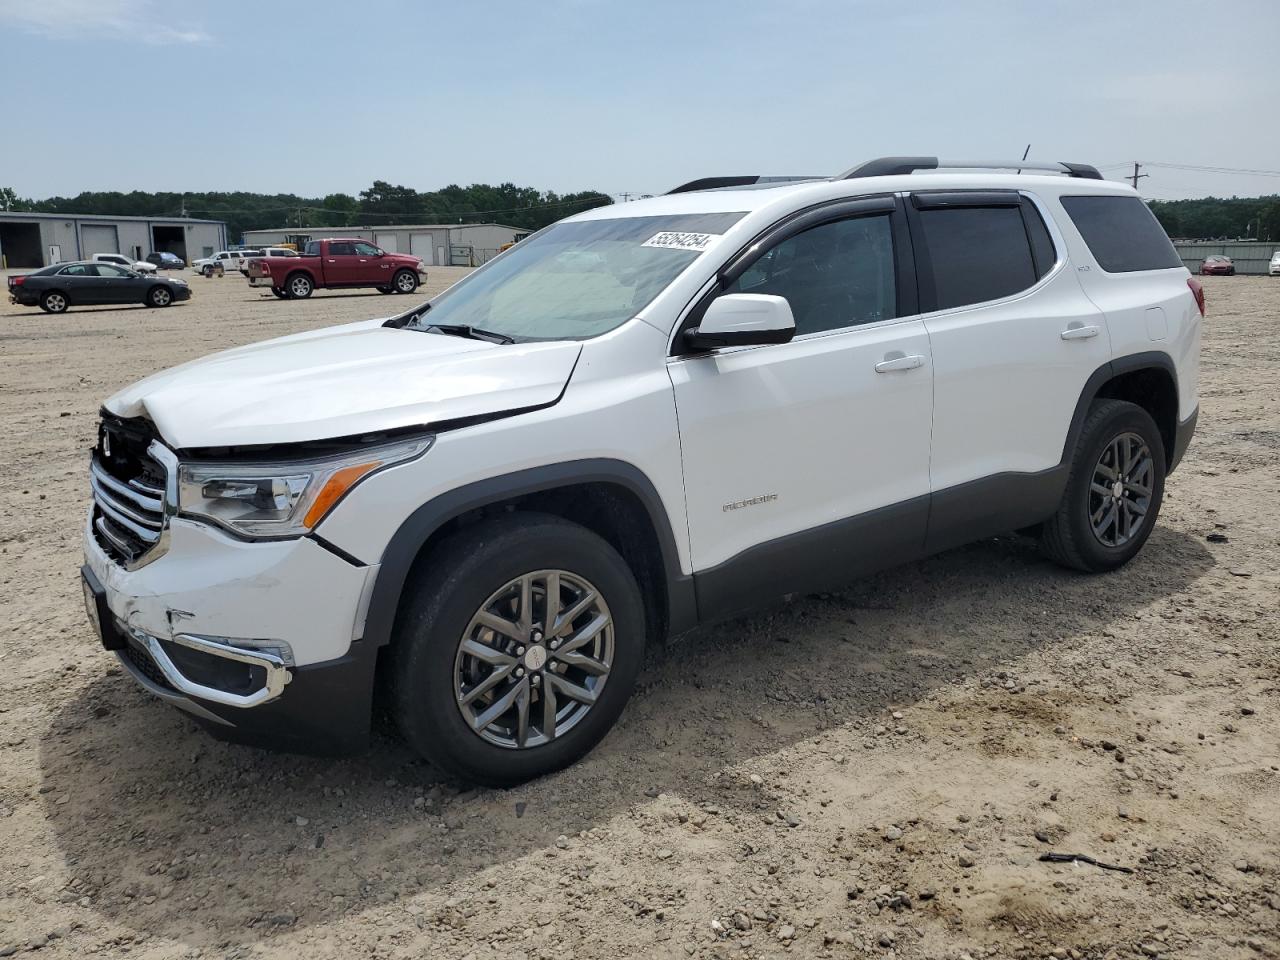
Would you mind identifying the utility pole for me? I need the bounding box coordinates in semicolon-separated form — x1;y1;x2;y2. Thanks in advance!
1128;162;1148;191
619;192;633;203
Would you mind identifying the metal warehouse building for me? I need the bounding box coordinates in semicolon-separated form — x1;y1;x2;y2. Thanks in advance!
0;211;228;269
240;223;530;267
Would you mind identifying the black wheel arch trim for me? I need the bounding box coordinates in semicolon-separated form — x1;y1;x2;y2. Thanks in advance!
1063;350;1183;471
361;458;697;653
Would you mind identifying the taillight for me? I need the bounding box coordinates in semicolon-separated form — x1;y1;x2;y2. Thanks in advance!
260;261;271;275
1187;277;1205;317
12;275;25;286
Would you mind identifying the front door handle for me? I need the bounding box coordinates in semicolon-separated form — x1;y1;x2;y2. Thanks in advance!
875;353;925;373
1060;324;1100;341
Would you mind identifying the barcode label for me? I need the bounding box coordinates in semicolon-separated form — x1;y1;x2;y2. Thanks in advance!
642;232;721;253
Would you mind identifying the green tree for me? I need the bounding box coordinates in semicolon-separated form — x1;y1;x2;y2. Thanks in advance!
358;181;424;221
0;186;30;211
319;193;358;227
1259;199;1280;243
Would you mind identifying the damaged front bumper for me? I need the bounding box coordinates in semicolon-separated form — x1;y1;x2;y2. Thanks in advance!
82;510;383;753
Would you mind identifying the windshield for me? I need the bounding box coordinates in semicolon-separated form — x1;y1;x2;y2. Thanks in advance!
404;212;745;341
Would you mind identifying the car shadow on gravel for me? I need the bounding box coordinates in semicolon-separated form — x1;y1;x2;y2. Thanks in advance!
37;526;1214;947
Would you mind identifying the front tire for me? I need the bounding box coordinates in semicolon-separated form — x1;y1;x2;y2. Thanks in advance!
286;273;313;299
391;513;645;787
147;285;172;308
393;269;419;294
40;290;68;314
1041;399;1166;572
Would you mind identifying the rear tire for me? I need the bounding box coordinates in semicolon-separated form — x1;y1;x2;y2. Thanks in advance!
391;513;645;787
286;273;313;299
270;286;287;299
377;285;395;294
393;269;418;294
40;290;68;314
1040;399;1165;572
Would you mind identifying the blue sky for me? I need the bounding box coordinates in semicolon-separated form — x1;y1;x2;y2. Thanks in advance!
1;0;1278;201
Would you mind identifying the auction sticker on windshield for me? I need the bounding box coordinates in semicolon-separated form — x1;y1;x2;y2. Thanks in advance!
642;232;722;253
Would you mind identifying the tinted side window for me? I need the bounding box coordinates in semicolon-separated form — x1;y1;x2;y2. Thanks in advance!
1022;200;1057;279
724;214;897;335
328;241;356;255
303;241;320;255
1060;195;1182;273
917;206;1037;310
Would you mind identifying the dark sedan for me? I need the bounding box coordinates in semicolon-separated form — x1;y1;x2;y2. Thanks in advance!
1199;255;1235;276
145;251;186;270
7;261;191;313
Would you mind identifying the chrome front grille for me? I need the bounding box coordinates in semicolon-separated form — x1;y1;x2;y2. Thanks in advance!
90;417;175;568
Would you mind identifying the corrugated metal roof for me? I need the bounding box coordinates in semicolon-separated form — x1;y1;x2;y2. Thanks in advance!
0;211;225;225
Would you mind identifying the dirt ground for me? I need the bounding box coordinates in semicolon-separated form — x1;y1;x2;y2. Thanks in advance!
0;269;1277;960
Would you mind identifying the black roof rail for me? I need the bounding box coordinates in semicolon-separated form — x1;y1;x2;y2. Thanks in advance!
838;157;1103;180
666;175;822;195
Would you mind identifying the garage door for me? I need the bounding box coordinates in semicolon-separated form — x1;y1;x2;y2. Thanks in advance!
81;224;119;256
375;232;398;253
410;233;434;265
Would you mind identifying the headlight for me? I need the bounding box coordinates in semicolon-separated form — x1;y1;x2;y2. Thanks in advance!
177;436;433;538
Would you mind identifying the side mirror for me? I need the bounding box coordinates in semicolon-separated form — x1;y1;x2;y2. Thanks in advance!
683;293;796;351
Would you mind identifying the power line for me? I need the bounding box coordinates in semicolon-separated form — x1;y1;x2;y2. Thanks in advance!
1141;161;1280;178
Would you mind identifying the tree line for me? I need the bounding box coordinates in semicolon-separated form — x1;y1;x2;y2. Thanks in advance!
5;183;1278;244
1148;195;1280;241
0;182;613;243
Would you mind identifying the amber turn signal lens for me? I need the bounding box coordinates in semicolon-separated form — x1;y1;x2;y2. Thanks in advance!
303;461;382;529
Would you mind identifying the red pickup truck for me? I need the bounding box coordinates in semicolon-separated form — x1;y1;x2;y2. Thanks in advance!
247;238;427;299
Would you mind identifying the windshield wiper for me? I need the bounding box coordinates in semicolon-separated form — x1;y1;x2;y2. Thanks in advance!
424;323;515;345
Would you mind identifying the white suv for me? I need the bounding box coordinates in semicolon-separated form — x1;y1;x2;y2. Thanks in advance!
81;157;1202;785
191;250;260;277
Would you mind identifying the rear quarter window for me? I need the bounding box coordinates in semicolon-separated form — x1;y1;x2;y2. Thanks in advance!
1060;195;1183;273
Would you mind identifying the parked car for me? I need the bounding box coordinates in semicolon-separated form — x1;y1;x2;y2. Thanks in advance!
238;247;299;276
245;238;425;298
145;251;186;271
192;250;259;277
1199;255;1234;276
1269;251;1280;276
92;252;157;274
8;260;190;313
81;157;1201;786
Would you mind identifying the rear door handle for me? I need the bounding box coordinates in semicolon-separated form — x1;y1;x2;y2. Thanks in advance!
874;354;925;373
1060;324;1100;341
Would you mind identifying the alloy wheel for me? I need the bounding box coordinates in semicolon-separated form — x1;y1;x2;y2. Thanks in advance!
454;569;614;749
396;272;416;292
153;288;171;306
1088;431;1154;547
290;277;311;297
46;293;66;312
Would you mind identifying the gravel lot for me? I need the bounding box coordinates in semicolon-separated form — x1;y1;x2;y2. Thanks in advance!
0;271;1277;959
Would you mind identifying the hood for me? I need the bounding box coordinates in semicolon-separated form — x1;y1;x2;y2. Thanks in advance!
104;319;581;449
